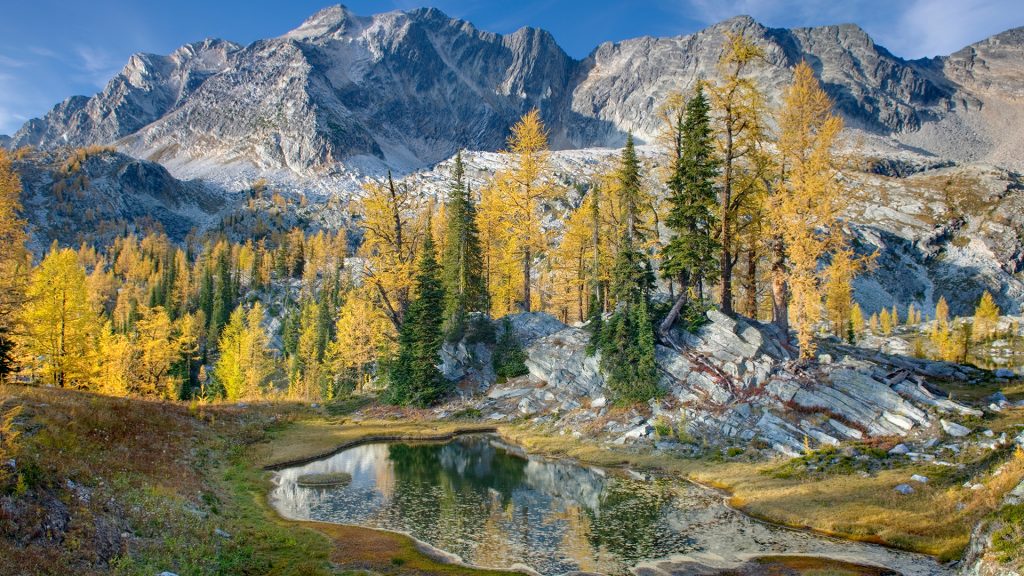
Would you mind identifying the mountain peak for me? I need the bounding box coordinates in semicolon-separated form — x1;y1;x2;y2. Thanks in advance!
283;4;355;40
713;14;761;30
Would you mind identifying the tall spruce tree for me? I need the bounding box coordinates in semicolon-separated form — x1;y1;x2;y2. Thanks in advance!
590;136;660;404
441;151;487;341
386;232;448;407
660;85;721;335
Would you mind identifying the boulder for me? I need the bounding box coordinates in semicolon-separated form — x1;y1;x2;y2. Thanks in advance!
502;312;567;346
910;474;929;483
889;443;911;455
941;419;972;437
623;424;653;440
994;368;1016;378
518;396;542;415
523;327;604;398
828;418;864;440
894;483;915;495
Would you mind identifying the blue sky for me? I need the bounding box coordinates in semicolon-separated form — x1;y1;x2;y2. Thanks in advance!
1;0;1022;135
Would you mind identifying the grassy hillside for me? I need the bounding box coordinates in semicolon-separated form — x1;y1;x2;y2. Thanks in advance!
0;385;510;576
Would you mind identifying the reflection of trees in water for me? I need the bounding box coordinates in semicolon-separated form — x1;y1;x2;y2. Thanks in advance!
389;437;529;500
585;479;694;564
386;437;529;557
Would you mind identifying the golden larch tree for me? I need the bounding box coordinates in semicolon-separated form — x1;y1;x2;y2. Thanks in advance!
707;33;769;314
771;61;847;358
20;248;101;387
485;109;558;313
973;290;1000;341
356;173;425;331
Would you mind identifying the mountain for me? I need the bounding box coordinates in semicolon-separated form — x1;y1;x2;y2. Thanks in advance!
3;6;1023;314
6;7;1024;182
11;147;223;250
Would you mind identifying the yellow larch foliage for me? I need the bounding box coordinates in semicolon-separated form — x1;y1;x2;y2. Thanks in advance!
973;290;1000;341
330;291;394;392
771;61;846;358
851;302;865;337
548;195;595;323
355;173;425;330
19;248;101;388
879;308;893;335
0;148;30;337
935;296;950;327
823;246;864;339
707;33;770;315
481;109;559;314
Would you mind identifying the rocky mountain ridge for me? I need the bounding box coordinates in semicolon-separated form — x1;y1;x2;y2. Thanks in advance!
5;6;1024;182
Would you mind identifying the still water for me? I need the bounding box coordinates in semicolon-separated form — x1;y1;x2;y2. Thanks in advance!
269;434;946;576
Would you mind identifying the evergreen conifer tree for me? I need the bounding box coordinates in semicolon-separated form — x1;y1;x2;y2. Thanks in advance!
590;136;661;404
387;232;447;407
661;85;720;334
441;151;487;341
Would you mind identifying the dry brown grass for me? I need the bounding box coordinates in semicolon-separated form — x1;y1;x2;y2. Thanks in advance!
4;384;1020;571
0;386;513;576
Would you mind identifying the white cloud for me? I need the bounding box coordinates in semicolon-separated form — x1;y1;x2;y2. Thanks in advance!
0;55;25;68
75;45;120;87
885;0;1019;58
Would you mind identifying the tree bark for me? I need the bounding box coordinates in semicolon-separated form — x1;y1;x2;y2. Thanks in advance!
744;247;758;319
522;246;531;312
720;121;734;315
771;238;789;334
659;272;689;339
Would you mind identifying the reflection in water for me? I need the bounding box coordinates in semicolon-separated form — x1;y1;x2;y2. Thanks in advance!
270;435;934;576
271;435;689;574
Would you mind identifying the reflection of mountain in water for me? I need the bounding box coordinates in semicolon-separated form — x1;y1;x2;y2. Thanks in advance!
268;435;945;576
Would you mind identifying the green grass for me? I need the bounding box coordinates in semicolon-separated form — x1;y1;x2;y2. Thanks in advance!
324;394;373;416
991;504;1024;566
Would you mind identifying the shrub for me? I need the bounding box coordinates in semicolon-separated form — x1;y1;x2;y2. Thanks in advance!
0;405;21;490
653;416;672;438
992;504;1024;564
493;319;528;380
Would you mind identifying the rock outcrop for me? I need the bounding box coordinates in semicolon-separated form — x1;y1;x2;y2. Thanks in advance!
462;310;992;458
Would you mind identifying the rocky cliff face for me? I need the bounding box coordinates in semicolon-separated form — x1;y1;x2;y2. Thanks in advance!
12;148;223;249
3;5;1022;313
6;7;1024;177
11;39;240;152
9;6;584;181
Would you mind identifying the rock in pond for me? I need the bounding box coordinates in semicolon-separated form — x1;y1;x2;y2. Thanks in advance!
296;472;353;488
